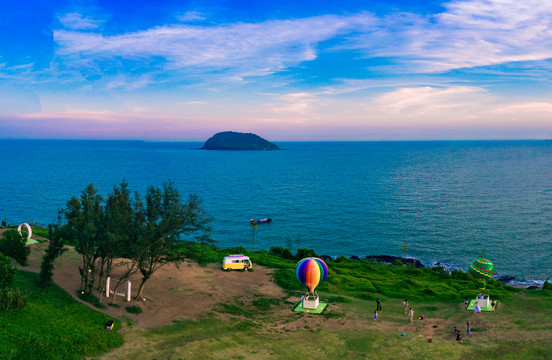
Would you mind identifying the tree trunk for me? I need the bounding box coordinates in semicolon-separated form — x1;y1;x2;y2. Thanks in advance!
135;275;150;300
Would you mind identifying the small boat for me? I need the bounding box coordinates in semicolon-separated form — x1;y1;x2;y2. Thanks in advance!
250;218;272;224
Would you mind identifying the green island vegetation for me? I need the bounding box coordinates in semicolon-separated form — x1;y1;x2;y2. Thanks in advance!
1;180;551;359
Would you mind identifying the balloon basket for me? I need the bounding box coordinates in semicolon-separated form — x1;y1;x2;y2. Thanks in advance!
466;295;496;312
294;301;327;314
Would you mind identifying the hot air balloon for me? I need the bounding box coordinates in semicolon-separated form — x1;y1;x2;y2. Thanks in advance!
468;258;495;289
296;257;328;293
296;257;328;310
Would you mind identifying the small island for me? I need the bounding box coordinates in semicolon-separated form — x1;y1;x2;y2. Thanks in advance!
201;131;280;150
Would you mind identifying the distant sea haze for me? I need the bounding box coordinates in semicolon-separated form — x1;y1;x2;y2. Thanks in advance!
2;139;551;282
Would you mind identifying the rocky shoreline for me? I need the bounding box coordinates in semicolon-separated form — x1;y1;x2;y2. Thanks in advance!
319;254;548;289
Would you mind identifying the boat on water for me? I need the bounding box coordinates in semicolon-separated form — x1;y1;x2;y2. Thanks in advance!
250;218;272;224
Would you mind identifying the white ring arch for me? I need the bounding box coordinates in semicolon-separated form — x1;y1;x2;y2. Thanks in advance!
17;223;32;240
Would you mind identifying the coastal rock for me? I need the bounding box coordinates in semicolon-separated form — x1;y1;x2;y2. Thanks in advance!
364;255;425;268
319;255;333;262
201;131;280;150
497;275;516;283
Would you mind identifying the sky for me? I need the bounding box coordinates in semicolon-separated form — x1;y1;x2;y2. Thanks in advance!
1;0;552;141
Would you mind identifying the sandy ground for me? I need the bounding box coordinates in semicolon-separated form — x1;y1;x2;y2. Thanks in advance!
2;228;286;328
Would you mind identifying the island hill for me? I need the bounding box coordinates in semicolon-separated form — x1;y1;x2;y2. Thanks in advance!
201;131;280;150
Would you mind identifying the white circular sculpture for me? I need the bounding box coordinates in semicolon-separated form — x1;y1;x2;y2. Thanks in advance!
17;223;32;240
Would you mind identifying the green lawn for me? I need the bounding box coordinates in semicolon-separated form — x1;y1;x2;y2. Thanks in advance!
0;271;123;360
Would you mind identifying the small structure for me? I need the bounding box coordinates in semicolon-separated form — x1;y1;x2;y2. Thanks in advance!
105;277;132;302
17;223;32;240
222;255;252;271
466;293;496;311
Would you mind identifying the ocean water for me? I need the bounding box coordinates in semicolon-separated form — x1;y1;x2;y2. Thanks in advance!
1;139;551;282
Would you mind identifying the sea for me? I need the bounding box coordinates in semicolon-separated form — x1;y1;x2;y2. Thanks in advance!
1;139;551;284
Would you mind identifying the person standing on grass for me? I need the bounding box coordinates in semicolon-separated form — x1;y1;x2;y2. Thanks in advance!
374;310;378;321
409;307;414;322
377;298;382;311
474;302;481;313
403;300;408;314
466;321;471;336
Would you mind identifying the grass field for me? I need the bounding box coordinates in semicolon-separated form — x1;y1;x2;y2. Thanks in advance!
94;243;552;360
98;291;552;360
0;271;123;360
1;236;551;360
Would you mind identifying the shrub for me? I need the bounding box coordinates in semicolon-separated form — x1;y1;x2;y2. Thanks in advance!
126;306;143;314
0;230;30;266
269;246;294;259
543;281;552;291
450;270;470;280
0;254;15;289
392;259;403;266
0;288;27;311
295;248;318;260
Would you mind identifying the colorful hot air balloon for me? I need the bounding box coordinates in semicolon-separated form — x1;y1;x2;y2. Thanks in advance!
296;257;328;293
468;258;495;289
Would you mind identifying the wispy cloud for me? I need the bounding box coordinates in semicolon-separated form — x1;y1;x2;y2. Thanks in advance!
351;0;552;72
58;12;103;30
54;13;374;81
176;11;206;22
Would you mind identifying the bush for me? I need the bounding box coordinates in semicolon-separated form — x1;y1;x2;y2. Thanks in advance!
126;306;143;314
0;231;30;266
0;288;27;311
0;254;15;289
295;248;318;260
543;281;552;291
392;259;403;266
269;246;294;259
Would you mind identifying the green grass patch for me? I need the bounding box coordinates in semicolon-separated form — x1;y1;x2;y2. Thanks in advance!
125;306;143;314
0;270;123;360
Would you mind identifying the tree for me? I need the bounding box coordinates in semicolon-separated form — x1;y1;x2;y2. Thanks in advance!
134;181;212;300
250;220;258;252
0;253;15;289
108;191;149;304
0;230;30;266
97;180;135;291
402;240;409;259
39;224;68;287
62;184;104;294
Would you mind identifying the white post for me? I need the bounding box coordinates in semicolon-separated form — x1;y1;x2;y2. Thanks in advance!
106;277;111;298
126;281;131;302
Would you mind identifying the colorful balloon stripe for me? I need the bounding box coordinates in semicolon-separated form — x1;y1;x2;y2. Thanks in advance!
296;257;328;293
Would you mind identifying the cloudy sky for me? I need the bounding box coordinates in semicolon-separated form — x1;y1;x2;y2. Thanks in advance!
1;0;552;140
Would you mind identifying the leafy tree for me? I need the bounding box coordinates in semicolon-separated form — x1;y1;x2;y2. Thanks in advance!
250;220;257;252
97;180;135;291
134;181;212;300
108;191;149;304
62;184;104;294
39;224;68;287
402;240;409;259
0;253;15;289
0;230;30;266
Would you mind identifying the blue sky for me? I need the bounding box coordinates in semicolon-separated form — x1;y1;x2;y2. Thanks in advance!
1;0;552;140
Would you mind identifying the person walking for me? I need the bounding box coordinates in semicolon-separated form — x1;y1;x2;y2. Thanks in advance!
408;307;414;322
403;300;408;314
466;321;471;336
377;298;382;311
374;310;378;321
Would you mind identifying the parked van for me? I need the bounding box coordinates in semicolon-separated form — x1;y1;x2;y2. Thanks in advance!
222;255;252;271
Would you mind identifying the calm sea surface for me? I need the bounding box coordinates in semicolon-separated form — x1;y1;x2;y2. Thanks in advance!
1;140;551;281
